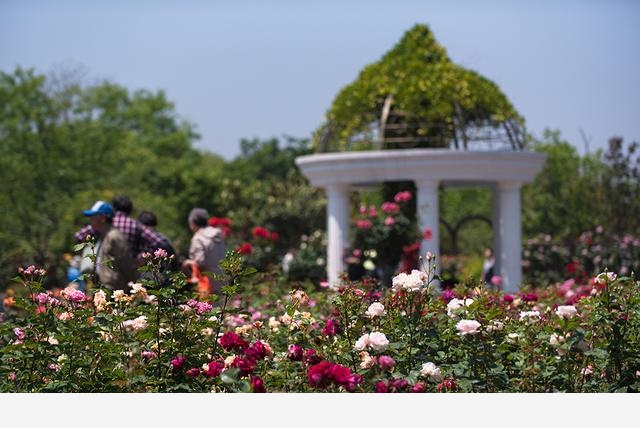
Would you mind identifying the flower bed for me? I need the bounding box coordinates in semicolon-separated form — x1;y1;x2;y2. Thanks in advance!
1;252;638;393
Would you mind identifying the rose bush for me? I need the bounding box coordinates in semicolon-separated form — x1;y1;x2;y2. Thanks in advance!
1;250;639;393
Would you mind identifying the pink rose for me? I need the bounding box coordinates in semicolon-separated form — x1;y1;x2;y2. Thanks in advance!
393;191;412;203
378;355;396;371
456;319;481;336
170;355;187;370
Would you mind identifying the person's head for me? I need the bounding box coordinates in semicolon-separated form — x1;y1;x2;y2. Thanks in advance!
138;211;158;228
188;208;209;232
484;247;494;258
83;200;114;234
112;194;133;215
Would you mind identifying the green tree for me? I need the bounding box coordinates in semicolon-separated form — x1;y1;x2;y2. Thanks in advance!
522;130;607;241
0;67;223;288
314;24;524;152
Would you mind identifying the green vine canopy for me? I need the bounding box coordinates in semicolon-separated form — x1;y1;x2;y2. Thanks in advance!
313;24;525;152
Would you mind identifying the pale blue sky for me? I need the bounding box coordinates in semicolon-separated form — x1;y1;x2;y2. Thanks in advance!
1;0;639;159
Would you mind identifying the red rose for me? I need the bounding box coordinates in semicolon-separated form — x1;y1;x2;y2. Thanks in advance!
231;356;256;376
287;344;304;361
375;381;389;393
250;375;266;393
307;361;333;389
236;242;253;255
170;355;187;370
422;228;433;241
185;367;200;377
218;331;249;352
244;341;269;361
411;382;427;393
252;226;270;239
204;361;224;378
321;319;340;336
327;363;352;384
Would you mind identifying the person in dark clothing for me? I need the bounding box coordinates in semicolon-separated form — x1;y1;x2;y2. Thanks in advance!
344;248;367;281
75;195;165;265
137;210;179;271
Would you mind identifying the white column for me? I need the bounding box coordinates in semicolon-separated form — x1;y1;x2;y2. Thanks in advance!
491;183;501;276
416;179;440;276
325;183;350;288
497;181;523;293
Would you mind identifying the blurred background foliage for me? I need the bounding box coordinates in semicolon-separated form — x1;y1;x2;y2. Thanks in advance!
1;65;638;291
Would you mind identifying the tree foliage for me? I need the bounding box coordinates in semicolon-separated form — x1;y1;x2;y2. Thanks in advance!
0;68;326;289
314;24;524;152
0;68;224;289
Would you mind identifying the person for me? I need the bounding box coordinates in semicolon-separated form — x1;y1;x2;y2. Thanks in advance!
75;195;165;264
182;208;226;295
137;211;178;266
81;200;137;291
482;247;496;286
344;248;366;281
65;254;86;292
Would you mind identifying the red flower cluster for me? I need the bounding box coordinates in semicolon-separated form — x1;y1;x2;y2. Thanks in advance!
520;292;539;302
203;360;224;377
422;228;433;241
374;378;411;393
218;331;249;352
400;241;421;273
252;226;278;241
307;361;362;391
208;217;232;238
236;242;253;255
436;378;459;392
250;374;266;393
321;318;341;336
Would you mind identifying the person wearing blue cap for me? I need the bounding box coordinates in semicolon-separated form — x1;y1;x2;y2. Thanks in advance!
82;200;137;290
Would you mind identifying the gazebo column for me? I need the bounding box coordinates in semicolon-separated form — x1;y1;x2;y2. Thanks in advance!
491;183;501;276
325;183;350;288
416;179;440;277
497;181;523;293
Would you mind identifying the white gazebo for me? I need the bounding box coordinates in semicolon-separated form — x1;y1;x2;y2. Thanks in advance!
295;148;546;292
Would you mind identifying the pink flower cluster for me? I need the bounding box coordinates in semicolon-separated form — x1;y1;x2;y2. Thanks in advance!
381;202;400;214
62;288;86;303
19;265;47;277
394;191;412;203
187;299;213;315
356;219;373;229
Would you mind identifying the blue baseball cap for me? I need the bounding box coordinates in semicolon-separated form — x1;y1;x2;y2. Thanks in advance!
83;200;114;218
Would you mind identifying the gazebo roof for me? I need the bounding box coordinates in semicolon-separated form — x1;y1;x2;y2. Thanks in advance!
314;24;525;153
296;149;546;187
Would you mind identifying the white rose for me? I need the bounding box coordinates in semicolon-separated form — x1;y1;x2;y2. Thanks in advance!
555;305;578;319
486;320;504;332
365;302;386;318
354;334;370;351
447;298;474;318
420;362;444;382
519;310;540;321
368;331;390;351
456;319;481;336
507;333;520;343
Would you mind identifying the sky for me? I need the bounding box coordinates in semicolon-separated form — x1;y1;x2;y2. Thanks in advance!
1;0;639;160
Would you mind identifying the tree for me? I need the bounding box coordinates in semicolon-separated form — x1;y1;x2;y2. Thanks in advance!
313;24;524;152
0;67;220;288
